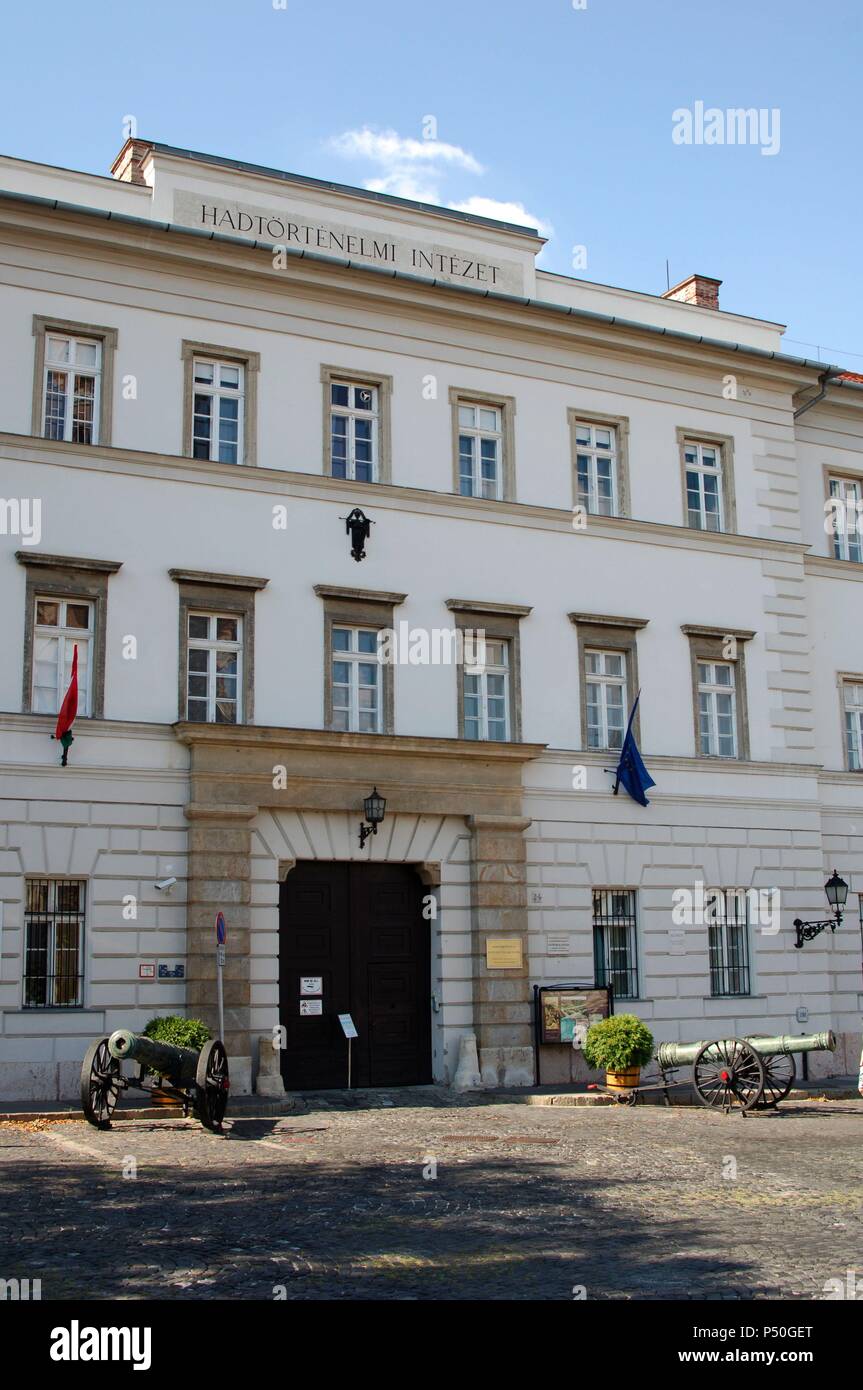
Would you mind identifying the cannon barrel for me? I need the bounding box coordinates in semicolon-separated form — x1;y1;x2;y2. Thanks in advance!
107;1028;200;1086
657;1030;835;1069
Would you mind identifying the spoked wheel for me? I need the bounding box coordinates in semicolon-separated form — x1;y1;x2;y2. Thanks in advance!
195;1039;229;1131
754;1051;795;1108
693;1038;765;1115
80;1037;122;1129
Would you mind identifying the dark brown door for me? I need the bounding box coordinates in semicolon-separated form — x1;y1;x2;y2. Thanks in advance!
279;862;431;1089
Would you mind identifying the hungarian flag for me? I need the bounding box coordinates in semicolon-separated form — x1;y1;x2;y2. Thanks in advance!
54;645;78;766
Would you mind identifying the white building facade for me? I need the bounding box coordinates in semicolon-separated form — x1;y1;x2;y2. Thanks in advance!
1;137;861;1100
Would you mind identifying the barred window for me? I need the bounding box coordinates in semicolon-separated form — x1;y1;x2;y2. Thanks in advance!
593;889;639;1000
707;889;751;997
24;878;85;1008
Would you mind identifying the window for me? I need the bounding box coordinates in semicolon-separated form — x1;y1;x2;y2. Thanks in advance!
843;681;863;770
828;476;863;563
31;597;93;717
570;613;646;752
707;889;751;997
593;889;639;1000
182;342;259;467
42;335;101;444
19;551;120;719
321;366;392;483
330;381;379;482
316;584;404;734
186;613;243;723
464;638;510;741
192;359;244;464
684;440;724;531
697;661;737;758
585;649;627;750
683;625;752;761
458;402;502;499
172;569;266;724
331;626;382;732
32;317;117;447
24;878;85;1008
449;389;516;501
574;421;617;515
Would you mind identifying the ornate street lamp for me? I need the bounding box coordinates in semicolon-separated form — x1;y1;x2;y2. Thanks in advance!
359;787;386;849
793;870;848;949
343;507;373;562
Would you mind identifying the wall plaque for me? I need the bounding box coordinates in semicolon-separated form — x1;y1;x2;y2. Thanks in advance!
486;937;523;969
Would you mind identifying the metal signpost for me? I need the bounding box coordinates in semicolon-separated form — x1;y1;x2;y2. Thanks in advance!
338;1013;358;1088
215;911;227;1044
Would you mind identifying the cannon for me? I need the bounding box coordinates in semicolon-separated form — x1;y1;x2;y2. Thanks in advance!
80;1028;229;1132
655;1031;836;1114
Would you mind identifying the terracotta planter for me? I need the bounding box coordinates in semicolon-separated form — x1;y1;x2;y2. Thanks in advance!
605;1066;641;1092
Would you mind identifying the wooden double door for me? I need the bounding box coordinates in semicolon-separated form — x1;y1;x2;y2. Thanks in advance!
279;862;431;1090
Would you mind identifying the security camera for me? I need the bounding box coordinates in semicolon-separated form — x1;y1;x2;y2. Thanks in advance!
154;877;177;893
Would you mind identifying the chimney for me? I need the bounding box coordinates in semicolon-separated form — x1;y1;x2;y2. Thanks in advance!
111;138;154;187
662;273;721;311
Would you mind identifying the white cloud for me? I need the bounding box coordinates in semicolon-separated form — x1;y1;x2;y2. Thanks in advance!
329;127;483;175
327;125;552;238
448;195;552;237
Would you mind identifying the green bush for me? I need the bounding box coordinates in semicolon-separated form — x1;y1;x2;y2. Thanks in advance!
143;1015;211;1051
583;1014;654;1071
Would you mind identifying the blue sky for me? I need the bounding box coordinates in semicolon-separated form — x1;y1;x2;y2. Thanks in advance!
2;0;861;363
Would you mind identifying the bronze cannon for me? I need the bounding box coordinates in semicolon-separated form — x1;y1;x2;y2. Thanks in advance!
80;1028;229;1131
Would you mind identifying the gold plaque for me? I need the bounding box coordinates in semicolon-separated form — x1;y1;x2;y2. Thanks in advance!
486;937;524;969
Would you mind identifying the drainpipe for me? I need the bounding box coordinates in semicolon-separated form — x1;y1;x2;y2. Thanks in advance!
794;368;843;419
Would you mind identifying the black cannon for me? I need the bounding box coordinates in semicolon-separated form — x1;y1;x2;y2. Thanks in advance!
80;1028;229;1131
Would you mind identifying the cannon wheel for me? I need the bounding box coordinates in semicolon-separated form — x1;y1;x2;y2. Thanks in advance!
693;1038;765;1114
81;1037;122;1129
195;1039;229;1131
754;1051;795;1108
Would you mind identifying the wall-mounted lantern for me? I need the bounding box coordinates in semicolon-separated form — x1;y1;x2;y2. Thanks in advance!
359;787;386;849
793;870;849;948
343;508;373;562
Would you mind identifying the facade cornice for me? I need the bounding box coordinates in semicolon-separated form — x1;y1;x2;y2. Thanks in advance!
169;567;269;590
0;196;828;390
445;598;533;618
804;554;863;581
171;721;546;764
0;433;811;562
15;550;122;574
568;612;649;629
680;623;756;641
313;584;407;605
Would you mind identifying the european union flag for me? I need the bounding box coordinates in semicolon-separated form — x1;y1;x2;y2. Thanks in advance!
614;692;655;807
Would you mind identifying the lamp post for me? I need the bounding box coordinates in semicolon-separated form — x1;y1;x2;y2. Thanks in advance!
358;787;386;849
792;870;849;949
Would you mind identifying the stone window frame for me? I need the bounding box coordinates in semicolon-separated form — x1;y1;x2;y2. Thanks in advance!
568;613;648;749
677;427;737;534
181;340;261;467
567;409;632;518
17;552;122;718
448;387;517;502
445;598;532;743
836;671;863;772
681;624;754;761
314;584;407;735
320;364;394;484
822;464;863;563
170;569;269;724
31;315;119;447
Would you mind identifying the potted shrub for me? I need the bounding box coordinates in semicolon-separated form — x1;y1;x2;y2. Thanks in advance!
583;1014;654;1092
142;1016;211;1103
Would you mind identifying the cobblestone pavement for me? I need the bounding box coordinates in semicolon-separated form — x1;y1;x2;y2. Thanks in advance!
1;1096;860;1300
